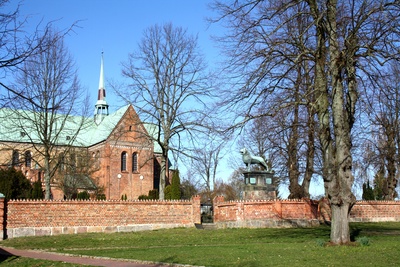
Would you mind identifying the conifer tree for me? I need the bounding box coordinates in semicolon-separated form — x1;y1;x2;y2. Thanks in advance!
171;170;181;200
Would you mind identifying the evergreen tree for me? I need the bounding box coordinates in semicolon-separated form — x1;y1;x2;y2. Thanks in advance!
0;168;32;200
164;185;172;200
31;180;44;199
373;170;386;200
171;170;181;200
362;181;375;200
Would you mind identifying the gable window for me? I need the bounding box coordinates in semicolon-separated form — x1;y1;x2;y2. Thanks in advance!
132;152;138;172
121;152;127;171
25;151;32;168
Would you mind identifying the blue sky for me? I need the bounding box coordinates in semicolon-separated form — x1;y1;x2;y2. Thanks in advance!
15;0;221;112
10;0;328;198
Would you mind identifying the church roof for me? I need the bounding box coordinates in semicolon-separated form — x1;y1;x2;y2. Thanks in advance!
0;105;161;153
0;53;162;154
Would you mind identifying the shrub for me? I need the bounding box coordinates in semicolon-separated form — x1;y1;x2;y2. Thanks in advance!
96;194;106;200
148;189;159;199
315;239;326;247
357;236;371;246
77;191;90;200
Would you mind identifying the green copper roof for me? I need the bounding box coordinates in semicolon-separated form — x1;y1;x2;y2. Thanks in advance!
0;105;161;153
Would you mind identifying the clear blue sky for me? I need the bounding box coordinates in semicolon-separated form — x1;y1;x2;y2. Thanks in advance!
10;0;327;198
15;0;221;112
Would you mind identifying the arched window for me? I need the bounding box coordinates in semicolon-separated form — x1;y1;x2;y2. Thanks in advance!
58;153;65;172
12;150;19;166
121;152;127;171
95;150;100;168
132;152;138;172
25;150;32;168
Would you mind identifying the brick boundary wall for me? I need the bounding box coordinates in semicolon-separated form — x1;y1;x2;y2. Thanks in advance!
213;196;400;229
2;195;400;239
350;200;400;222
212;196;320;228
5;196;201;239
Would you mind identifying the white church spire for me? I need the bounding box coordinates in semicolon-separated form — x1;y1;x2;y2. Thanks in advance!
94;51;109;125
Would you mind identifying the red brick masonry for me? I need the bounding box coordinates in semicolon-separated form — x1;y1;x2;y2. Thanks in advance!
213;197;400;228
5;196;201;239
1;196;400;239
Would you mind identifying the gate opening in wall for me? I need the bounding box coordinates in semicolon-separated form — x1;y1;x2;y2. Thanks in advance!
200;203;213;223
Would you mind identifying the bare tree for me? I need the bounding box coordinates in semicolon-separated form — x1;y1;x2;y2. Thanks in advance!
0;1;69;107
211;0;400;244
363;62;400;200
189;136;224;193
121;23;211;200
9;29;89;199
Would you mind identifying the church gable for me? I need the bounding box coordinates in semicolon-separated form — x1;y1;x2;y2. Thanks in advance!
108;105;151;148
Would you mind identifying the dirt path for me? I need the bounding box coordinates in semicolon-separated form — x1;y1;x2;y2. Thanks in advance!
0;246;173;267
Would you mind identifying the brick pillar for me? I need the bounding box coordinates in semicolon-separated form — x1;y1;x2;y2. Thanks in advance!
213;196;225;223
0;194;5;240
192;195;201;224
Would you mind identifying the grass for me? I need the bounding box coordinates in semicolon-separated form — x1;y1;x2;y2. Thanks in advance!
0;222;400;266
0;255;83;267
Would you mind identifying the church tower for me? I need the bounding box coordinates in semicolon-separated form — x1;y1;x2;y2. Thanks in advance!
94;52;109;125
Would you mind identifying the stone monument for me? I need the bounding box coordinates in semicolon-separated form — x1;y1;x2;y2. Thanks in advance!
240;148;276;200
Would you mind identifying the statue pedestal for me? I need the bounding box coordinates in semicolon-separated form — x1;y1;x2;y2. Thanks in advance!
242;170;276;200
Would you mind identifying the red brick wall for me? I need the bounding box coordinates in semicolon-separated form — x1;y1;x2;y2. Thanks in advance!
6;196;201;238
213;197;400;228
350;201;400;222
213;197;318;228
4;196;400;239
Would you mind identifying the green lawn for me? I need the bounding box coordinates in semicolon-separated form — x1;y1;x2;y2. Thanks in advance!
1;222;400;267
0;255;83;267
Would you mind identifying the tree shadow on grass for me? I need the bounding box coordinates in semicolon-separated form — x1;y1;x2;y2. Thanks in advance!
0;248;19;264
350;228;362;242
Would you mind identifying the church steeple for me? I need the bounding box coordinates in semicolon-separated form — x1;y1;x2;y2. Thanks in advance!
94;52;109;125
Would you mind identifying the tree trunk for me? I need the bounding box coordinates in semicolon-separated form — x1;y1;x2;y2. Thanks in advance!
159;138;171;200
330;203;351;244
288;77;302;199
44;157;51;200
385;123;397;200
159;154;167;200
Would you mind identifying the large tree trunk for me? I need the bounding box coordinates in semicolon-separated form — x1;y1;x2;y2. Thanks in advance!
330;203;352;244
325;0;357;244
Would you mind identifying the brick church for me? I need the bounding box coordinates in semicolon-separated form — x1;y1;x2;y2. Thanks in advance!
0;54;162;200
